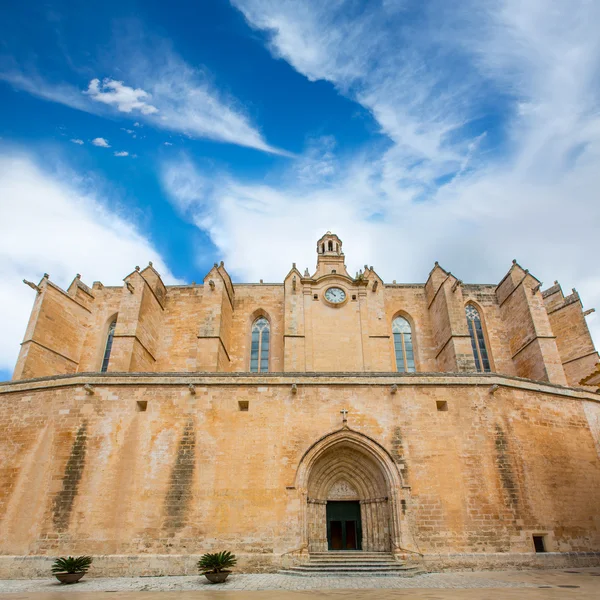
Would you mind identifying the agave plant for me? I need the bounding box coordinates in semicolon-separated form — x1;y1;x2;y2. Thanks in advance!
197;551;237;574
51;556;93;574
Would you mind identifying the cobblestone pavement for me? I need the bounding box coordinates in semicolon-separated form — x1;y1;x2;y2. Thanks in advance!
0;568;599;597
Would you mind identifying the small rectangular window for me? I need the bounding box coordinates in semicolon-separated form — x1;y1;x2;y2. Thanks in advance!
533;535;546;553
238;400;249;411
313;294;318;300
136;401;147;412
436;401;448;412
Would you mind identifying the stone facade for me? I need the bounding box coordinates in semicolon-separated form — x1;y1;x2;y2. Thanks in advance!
1;232;600;575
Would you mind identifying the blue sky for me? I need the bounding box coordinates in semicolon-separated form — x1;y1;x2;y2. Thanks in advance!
1;0;600;381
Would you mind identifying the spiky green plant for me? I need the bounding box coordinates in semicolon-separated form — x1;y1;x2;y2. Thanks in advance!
51;556;93;574
197;551;237;574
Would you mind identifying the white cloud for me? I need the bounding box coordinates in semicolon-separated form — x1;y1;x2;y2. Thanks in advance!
70;138;84;145
161;0;600;349
91;137;110;148
0;149;179;376
114;151;129;157
1;47;286;154
164;142;173;146
85;78;159;115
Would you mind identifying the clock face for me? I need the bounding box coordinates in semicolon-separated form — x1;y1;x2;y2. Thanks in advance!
325;287;346;304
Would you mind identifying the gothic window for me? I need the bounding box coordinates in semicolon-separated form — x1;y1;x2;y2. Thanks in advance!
392;316;415;372
328;240;333;251
101;318;117;373
465;304;491;372
250;317;270;373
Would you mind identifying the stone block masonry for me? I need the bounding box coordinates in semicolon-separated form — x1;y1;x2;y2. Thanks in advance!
1;233;599;577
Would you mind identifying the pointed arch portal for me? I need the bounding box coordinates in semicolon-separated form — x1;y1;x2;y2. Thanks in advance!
295;429;415;554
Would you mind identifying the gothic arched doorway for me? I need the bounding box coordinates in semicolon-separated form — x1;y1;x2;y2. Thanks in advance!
296;429;412;554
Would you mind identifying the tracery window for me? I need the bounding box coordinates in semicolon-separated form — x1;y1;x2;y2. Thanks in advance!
392;316;415;372
250;317;270;373
465;304;491;372
101;319;117;373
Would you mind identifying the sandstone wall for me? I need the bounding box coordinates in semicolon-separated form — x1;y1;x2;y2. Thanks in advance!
1;374;598;571
11;255;598;390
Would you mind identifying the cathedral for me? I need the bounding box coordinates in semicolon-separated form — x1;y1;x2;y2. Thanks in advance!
1;232;600;577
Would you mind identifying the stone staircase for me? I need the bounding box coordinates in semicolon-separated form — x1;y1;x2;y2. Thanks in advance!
279;551;423;577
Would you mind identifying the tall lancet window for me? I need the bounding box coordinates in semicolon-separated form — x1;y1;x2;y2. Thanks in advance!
250;317;270;373
101;319;117;373
465;304;491;372
392;316;415;372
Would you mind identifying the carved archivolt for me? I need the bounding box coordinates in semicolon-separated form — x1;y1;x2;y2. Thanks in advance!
296;428;406;553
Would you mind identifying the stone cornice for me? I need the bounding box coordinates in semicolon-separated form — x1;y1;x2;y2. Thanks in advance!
1;371;599;401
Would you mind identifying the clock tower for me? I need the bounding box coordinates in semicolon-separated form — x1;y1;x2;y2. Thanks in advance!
314;231;349;278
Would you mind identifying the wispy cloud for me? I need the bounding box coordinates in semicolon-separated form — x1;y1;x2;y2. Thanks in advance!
0;148;179;374
91;137;110;148
114;150;129;157
159;0;600;345
70;138;84;145
1;38;287;154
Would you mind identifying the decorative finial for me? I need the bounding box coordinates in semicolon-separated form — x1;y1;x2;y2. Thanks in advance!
135;266;140;271
512;259;517;264
304;268;310;277
149;261;153;267
76;273;81;279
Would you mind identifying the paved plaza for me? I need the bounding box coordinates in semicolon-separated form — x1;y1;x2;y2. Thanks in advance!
0;568;599;598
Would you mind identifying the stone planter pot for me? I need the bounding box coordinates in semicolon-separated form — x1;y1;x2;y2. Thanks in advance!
204;571;231;583
54;572;85;584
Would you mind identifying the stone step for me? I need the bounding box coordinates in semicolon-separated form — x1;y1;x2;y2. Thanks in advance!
310;552;392;556
279;565;423;578
279;551;425;578
309;556;397;560
305;560;403;567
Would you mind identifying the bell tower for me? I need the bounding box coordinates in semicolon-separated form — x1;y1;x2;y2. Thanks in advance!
314;232;349;278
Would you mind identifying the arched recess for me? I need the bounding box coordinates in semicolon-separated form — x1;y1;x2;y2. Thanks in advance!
99;313;118;372
248;309;271;373
390;311;419;372
464;301;493;373
295;428;416;555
